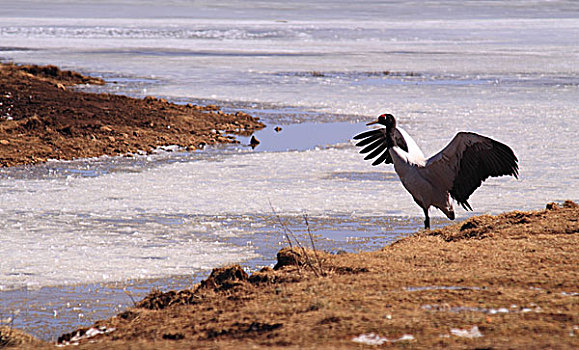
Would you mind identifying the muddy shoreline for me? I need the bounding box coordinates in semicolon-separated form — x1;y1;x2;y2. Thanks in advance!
0;62;264;167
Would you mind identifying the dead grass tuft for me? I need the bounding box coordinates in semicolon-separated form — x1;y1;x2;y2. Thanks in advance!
1;62;105;86
136;288;199;310
1;326;46;349
198;265;249;291
427;201;578;241
135;265;254;311
273;247;305;270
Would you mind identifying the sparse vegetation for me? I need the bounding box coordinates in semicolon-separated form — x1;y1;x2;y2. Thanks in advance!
41;201;579;349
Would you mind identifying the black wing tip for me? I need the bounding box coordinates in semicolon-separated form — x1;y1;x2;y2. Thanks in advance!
509;162;520;179
371;157;385;166
353;129;382;140
371;150;393;165
450;135;520;207
359;139;384;154
355;134;381;147
353;126;395;165
492;137;520;175
511;152;520;179
478;136;519;180
459;201;473;211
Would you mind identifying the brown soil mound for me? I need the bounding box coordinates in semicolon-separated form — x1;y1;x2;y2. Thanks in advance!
44;202;579;349
0;62;264;167
10;63;105;86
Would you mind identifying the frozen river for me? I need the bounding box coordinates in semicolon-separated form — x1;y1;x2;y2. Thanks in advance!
1;0;578;341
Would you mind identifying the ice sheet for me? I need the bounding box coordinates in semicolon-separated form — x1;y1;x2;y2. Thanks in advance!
0;0;577;340
0;137;565;291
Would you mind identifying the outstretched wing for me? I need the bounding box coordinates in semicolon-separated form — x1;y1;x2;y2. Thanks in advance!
423;132;519;210
353;127;408;166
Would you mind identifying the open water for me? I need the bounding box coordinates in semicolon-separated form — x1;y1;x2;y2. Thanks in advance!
0;0;578;341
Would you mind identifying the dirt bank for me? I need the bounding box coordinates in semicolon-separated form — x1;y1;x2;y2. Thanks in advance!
0;62;264;167
8;201;574;349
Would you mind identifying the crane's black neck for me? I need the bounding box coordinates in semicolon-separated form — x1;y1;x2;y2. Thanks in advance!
379;114;409;153
380;114;397;148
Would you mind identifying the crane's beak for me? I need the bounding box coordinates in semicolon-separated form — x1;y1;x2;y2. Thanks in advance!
366;120;380;126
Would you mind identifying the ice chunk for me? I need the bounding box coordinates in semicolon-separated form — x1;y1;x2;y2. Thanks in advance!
352;333;414;345
58;326;116;346
394;334;415;342
451;326;483;338
352;333;389;346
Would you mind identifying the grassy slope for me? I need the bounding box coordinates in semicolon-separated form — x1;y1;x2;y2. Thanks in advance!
35;201;578;349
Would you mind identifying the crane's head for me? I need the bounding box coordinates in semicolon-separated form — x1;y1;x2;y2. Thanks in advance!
367;113;396;129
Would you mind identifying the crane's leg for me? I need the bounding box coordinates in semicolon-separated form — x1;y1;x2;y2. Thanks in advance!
423;207;430;229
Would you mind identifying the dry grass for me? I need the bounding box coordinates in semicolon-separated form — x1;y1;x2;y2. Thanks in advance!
1;326;44;349
11;202;579;349
0;62;265;167
34;202;577;349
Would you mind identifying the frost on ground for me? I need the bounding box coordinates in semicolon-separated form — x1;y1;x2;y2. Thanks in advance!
450;326;483;338
352;333;415;345
57;326;116;346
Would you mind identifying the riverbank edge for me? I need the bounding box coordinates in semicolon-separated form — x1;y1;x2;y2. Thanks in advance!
4;201;576;349
0;62;265;167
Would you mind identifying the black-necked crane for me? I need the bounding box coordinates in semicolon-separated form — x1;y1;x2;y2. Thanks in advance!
354;114;519;229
